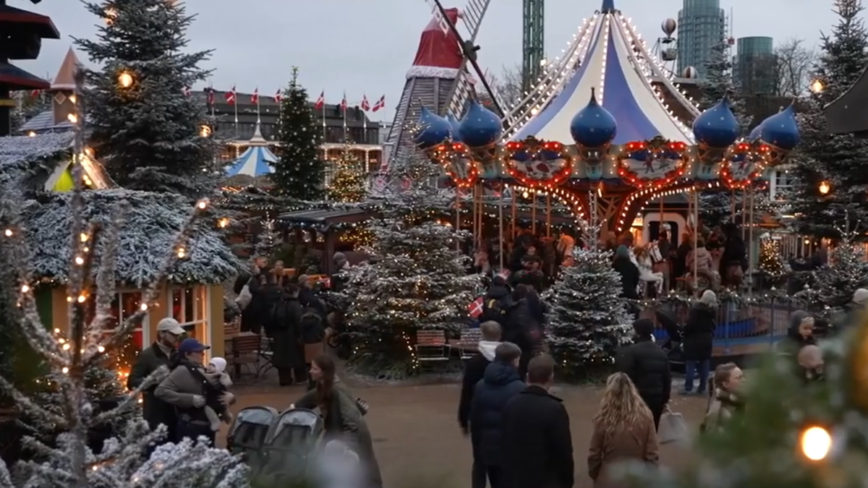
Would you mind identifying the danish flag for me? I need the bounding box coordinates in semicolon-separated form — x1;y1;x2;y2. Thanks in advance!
340;92;348;111
206;87;215;105
182;85;191;97
314;91;325;110
30;89;41;98
250;88;259;104
467;297;484;318
360;94;370;111
371;95;385;112
274;89;282;103
225;85;236;105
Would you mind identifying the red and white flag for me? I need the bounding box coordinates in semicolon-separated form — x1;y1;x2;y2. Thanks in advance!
340;92;348;111
372;95;385;112
274;89;282;103
30;89;41;98
182;86;191;97
467;297;484;318
250;88;259;104
206;87;215;105
225;85;236;105
360;94;370;111
314;91;325;110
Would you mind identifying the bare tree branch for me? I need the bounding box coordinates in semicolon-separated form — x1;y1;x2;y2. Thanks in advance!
774;38;816;97
479;64;523;109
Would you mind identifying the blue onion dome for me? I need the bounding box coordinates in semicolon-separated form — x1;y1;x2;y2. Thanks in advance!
570;87;617;147
446;113;462;142
414;107;452;149
692;97;740;148
458;100;503;148
759;103;800;150
747;123;763;142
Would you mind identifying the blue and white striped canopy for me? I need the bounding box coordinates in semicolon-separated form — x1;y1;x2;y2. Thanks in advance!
225;146;277;177
512;0;695;144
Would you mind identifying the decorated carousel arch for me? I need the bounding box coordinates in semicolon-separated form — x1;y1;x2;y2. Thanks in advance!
414;0;799;260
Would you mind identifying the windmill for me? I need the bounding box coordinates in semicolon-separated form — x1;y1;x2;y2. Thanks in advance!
380;0;510;180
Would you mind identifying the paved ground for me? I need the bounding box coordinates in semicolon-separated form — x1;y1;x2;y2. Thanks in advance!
220;375;710;488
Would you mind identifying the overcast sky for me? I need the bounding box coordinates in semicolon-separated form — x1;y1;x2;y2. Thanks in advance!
19;0;838;121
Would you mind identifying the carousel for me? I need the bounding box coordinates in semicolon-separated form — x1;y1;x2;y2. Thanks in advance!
413;0;800;281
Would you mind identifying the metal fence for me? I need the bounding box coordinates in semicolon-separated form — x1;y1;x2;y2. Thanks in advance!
649;297;810;356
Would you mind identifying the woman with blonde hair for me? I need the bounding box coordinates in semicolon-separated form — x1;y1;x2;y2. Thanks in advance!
588;373;659;487
702;362;745;433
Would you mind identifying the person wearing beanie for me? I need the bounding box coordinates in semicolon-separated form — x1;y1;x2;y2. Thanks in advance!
615;318;672;428
203;357;234;431
682;291;717;396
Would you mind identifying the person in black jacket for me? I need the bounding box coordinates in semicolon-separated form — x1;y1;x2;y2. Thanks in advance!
458;321;502;488
613;246;640;300
503;286;539;379
480;276;512;324
502;354;573;488
615;318;671;429
469;343;527;488
682;290;717;396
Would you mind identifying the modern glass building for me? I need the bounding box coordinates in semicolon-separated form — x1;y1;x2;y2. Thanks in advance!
676;0;726;79
734;37;777;95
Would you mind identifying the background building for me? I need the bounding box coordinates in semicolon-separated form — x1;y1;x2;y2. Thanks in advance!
733;36;777;96
676;0;727;79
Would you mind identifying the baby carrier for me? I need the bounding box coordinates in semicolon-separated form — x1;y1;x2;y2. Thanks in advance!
228;406;324;483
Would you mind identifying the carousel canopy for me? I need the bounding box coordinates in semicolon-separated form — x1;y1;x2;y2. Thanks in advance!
225;145;277;177
512;0;695;144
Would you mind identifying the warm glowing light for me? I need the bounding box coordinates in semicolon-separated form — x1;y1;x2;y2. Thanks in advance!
62;343;70;351
69;94;77;104
118;72;134;88
105;7;117;24
62;367;69;374
199;125;212;138
97;346;105;353
818;181;830;195
177;248;186;258
140;303;148;311
27;131;36;137
811;79;824;93
80;233;89;242
20;285;29;293
800;426;832;461
75;256;84;265
218;218;229;228
67;114;78;123
522;191;529;199
77;295;86;303
3;229;11;237
196;199;209;209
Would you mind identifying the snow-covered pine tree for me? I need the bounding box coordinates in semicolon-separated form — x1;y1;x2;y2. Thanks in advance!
341;219;480;378
272;67;325;200
698;40;754;226
75;0;216;199
788;0;868;237
254;218;282;259
798;238;868;317
543;241;632;378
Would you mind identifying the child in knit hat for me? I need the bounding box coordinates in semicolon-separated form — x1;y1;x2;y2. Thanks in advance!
204;357;234;431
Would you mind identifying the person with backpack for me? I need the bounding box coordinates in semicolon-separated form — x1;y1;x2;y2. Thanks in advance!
480;276;512;325
267;283;305;386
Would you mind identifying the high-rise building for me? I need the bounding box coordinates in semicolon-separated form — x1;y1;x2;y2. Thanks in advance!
676;0;726;79
733;37;777;95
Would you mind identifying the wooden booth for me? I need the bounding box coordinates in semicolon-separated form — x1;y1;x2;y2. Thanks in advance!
278;208;375;275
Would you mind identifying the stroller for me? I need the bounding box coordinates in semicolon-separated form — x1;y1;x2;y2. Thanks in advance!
228;406;324;483
655;308;684;366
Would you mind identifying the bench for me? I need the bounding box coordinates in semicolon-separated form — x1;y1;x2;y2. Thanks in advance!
457;328;482;359
227;333;274;379
415;330;450;361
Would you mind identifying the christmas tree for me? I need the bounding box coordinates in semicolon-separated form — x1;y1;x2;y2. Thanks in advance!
543;243;632;377
798;237;868;318
329;146;367;203
254;218;283;259
788;0;868;237
758;235;786;283
75;0;216;199
272;67;325;200
341;219;480;378
619;318;868;488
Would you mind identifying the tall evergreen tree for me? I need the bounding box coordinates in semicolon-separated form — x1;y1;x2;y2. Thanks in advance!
75;0;216;198
788;0;868;237
699;41;754;227
272;67;325;200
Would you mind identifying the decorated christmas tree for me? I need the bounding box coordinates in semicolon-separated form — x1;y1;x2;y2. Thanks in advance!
758;235;786;283
798;237;868;318
543;237;632;377
329;147;367;203
341;219;480;378
75;0;217;198
620;319;868;488
0;73;247;488
254;218;283;259
788;0;868;236
272;67;325;200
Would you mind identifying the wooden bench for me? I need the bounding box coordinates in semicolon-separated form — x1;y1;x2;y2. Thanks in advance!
457;328;482;359
226;333;273;379
415;330;451;361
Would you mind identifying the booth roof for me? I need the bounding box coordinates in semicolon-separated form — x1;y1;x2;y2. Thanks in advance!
0;132;74;187
22;189;244;287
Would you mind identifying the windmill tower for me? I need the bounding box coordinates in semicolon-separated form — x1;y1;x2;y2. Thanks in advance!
383;8;465;168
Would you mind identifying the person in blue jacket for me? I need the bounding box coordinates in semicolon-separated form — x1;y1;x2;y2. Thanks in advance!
469;342;527;488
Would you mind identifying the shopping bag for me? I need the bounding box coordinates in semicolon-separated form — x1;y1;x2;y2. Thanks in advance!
658;407;689;445
235;284;252;310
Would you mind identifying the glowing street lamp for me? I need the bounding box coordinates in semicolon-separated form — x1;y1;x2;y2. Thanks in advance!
117;71;134;88
819;181;831;195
